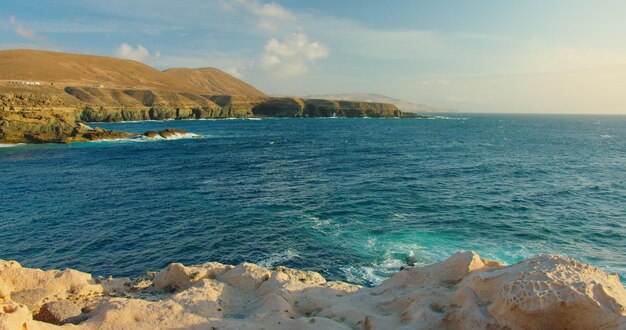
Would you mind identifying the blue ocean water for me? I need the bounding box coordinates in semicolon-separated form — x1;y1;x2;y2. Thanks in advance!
0;115;624;286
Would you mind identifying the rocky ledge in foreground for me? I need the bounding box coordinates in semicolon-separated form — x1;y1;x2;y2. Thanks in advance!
0;252;624;330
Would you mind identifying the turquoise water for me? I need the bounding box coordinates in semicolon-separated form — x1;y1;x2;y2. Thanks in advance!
0;115;624;285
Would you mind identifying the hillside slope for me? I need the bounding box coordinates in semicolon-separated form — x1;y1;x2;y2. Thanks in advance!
0;49;266;97
163;67;265;98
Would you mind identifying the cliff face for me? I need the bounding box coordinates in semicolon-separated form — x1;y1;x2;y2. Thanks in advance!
0;83;416;143
0;107;136;144
253;98;406;118
0;252;624;329
0;49;424;143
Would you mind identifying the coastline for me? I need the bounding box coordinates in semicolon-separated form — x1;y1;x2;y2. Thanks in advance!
1;251;624;329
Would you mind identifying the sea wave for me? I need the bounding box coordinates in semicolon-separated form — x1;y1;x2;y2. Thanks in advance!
0;143;24;148
429;116;468;120
341;241;426;285
257;249;300;268
341;257;406;286
139;132;202;141
89;132;202;143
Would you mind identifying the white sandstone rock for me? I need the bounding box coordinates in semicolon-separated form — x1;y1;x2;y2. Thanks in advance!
0;251;623;330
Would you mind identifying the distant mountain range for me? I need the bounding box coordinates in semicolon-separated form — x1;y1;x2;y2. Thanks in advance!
303;93;454;113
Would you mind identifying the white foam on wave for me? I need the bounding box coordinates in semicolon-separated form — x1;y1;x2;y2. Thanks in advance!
257;249;300;268
390;213;418;222
139;132;201;141
308;215;331;229
89;132;202;144
600;134;612;138
224;117;262;120
197;117;263;121
0;143;24;148
427;116;468;120
341;241;425;285
341;256;406;286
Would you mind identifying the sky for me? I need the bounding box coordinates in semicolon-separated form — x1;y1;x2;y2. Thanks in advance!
2;0;626;114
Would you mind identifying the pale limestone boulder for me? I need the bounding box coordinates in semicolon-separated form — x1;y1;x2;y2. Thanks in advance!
465;254;626;329
153;262;231;291
0;251;624;329
10;288;48;311
0;302;39;330
218;263;271;293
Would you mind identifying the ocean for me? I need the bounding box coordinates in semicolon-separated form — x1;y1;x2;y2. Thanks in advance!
1;114;624;286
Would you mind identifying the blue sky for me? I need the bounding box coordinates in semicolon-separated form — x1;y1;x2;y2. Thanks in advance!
2;0;626;113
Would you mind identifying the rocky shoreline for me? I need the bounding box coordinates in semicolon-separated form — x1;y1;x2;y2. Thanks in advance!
0;49;432;144
0;87;427;144
1;251;624;329
0;105;198;144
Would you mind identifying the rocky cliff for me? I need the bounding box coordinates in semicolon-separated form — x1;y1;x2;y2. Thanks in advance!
0;251;624;329
0;84;421;143
0;49;427;143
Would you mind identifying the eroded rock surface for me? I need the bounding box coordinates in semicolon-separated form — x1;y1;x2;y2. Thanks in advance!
34;300;85;325
0;252;623;330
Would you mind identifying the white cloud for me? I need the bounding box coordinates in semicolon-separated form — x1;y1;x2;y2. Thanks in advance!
114;43;159;62
9;16;45;41
255;33;329;78
219;0;294;32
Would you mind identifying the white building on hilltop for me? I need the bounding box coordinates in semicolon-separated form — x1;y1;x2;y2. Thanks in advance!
7;80;41;85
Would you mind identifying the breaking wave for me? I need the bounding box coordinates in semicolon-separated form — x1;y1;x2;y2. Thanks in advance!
257;249;300;268
0;143;24;148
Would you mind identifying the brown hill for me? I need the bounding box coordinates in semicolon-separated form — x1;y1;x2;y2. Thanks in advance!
0;49;266;97
163;67;265;98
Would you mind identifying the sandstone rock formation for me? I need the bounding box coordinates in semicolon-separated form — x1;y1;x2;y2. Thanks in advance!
0;251;623;329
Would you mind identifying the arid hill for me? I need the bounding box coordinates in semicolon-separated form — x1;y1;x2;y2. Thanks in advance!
163;67;265;98
0;49;266;97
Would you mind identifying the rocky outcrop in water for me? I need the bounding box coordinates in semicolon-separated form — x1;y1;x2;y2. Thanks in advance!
143;128;200;140
0;104;199;144
0;108;135;143
0;251;624;329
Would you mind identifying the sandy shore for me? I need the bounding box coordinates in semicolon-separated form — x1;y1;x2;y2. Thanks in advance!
1;251;624;329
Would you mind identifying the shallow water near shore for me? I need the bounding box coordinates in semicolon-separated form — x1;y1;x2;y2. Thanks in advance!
1;114;624;286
